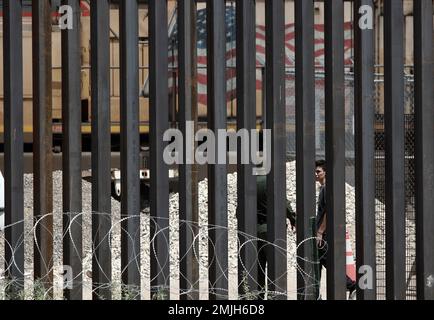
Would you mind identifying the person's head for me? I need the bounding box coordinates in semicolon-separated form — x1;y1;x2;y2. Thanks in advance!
315;160;326;185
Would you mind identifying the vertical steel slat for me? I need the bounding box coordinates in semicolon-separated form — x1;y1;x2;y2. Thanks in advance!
179;0;199;300
414;0;434;301
354;0;376;300
191;0;200;300
236;0;257;297
91;0;112;300
384;0;406;300
120;0;141;295
207;0;228;300
61;0;82;300
3;0;25;294
295;0;316;301
32;0;54;294
324;0;346;300
149;0;170;298
265;0;287;300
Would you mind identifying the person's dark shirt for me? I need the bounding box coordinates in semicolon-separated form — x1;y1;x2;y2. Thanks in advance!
256;175;296;227
316;185;326;232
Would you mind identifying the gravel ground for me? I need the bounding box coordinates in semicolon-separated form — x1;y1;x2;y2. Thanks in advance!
0;161;416;299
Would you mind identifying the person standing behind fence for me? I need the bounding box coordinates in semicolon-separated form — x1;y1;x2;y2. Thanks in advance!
315;159;356;299
256;174;296;299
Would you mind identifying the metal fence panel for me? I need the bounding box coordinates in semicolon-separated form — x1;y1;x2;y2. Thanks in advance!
0;0;431;301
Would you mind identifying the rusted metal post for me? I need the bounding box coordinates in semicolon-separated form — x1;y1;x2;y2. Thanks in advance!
3;0;25;297
324;0;346;300
384;0;406;300
120;0;141;297
265;0;287;300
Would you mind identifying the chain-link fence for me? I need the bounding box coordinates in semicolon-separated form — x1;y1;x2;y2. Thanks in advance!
284;66;416;299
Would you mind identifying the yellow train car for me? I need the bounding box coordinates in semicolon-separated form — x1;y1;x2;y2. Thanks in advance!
0;1;153;146
0;0;260;149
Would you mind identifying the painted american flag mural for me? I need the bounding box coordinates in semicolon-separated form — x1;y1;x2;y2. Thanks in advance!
165;5;354;106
